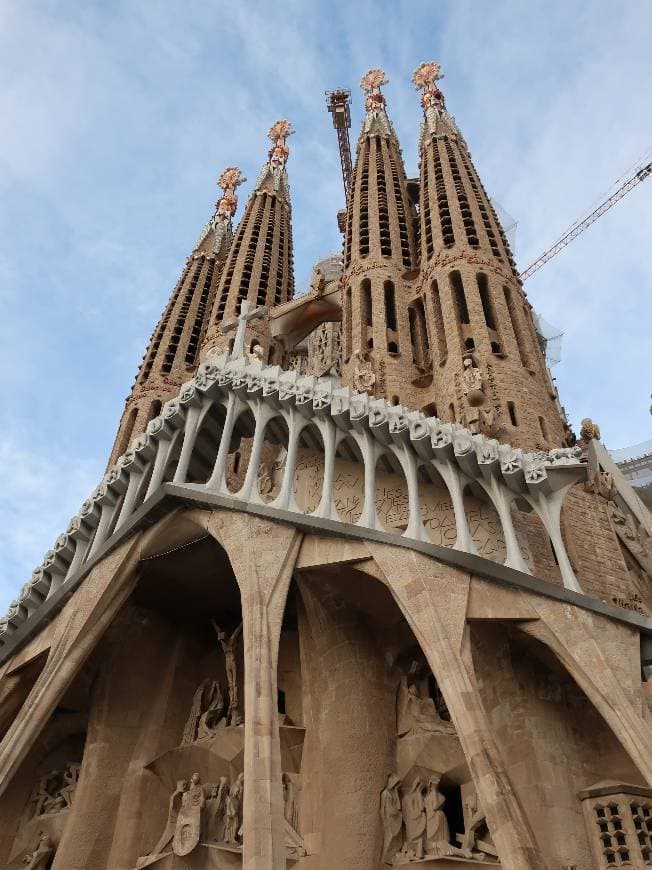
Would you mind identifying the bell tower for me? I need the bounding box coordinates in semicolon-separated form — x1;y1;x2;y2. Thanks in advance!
108;166;245;466
340;69;419;403
411;61;566;450
201;121;296;362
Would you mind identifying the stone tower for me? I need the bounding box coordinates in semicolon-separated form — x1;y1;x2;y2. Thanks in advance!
108;166;246;466
410;62;565;450
1;63;651;870
341;69;419;403
201;120;295;362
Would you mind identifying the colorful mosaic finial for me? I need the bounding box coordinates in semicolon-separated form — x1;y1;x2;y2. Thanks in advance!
360;68;389;115
215;166;246;223
412;61;446;114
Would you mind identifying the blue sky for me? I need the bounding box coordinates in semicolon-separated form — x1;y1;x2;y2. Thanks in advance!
1;0;651;612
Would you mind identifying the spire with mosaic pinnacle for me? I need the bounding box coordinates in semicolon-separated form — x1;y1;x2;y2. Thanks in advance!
340;69;419;402
201;121;296;362
108;167;245;466
411;61;567;451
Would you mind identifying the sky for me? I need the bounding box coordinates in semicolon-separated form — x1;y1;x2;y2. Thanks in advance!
1;0;651;613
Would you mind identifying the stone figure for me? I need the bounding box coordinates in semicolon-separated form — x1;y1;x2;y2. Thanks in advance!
424;776;450;855
401;779;426;860
182;678;210;746
211;620;243;725
223;773;244;844
380;773;403;864
248;343;265;365
579;418;601;443
461;358;485;434
283;773;299;832
140;779;189;862
197;679;227;740
21;832;54;869
397;674;454;737
59;761;80;808
205;776;229;843
172;772;205;857
460;790;497;858
29;772;57;818
352;349;376;394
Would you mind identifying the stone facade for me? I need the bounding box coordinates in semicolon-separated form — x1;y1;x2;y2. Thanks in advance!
0;62;650;870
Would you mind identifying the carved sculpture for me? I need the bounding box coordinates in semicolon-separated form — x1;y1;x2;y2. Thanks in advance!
424;775;451;855
196;679;227;740
21;832;54;869
172;772;205;857
579;418;601;443
352;349;376;394
248;343;265;365
283;773;299;832
401;778;426;860
224;773;244;844
397;673;454;737
28;763;80;818
205;776;229;843
459;790;498;859
380;773;403;864
461;357;486;434
211;620;243;725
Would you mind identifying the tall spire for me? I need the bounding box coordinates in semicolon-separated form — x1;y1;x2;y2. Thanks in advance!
194;167;246;256
340;68;418;403
107;166;243;466
412;61;566;450
201;122;296;361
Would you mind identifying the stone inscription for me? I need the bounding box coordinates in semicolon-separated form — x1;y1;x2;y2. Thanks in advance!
286;448;532;566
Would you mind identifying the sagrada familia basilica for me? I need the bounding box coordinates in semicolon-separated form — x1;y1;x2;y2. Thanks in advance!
0;62;651;870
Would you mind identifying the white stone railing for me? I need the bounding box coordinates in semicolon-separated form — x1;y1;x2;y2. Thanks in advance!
0;353;587;649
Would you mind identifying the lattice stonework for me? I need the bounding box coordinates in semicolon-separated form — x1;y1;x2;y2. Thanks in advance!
580;783;652;869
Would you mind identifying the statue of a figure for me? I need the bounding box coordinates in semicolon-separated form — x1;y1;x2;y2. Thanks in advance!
139;779;188;862
205;776;229;843
352;349;376;394
380;773;403;864
401;779;426;860
182;678;210;746
461;358;485;434
459;790;497;858
424;776;451;855
248;343;265;365
223;773;244;844
579;418;601;444
211;621;243;725
29;772;57;818
21;832;54;869
282;773;299;832
397;674;454;737
197;680;227;740
172;772;205;857
59;761;80;808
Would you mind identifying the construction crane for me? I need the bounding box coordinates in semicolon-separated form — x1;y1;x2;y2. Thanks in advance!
326;89;353;232
520;160;652;281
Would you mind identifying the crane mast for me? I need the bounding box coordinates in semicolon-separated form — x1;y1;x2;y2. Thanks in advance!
326;89;353;232
520;161;652;281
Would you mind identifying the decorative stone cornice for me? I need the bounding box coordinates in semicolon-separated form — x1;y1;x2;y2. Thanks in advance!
0;353;592;651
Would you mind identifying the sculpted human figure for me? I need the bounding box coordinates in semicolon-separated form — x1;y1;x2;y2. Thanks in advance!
397;672;454;737
352;349;376;394
380;773;403;863
460;789;497;858
205;776;229;843
282;773;299;832
461;357;485;434
59;761;80;808
424;776;450;855
21;832;54;869
29;772;57;818
211;620;243;725
172;772;205;857
197;679;226;740
401;779;426;859
182;678;210;745
223;773;244;844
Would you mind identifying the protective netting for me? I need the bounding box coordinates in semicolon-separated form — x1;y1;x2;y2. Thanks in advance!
532;311;564;367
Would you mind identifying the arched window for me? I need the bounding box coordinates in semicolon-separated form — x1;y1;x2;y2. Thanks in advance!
430;279;448;365
384;280;397;331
